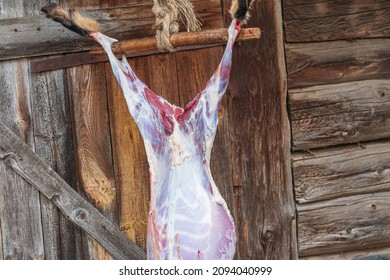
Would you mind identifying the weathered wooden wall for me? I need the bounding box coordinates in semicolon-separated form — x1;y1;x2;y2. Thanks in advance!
283;0;390;259
223;0;297;259
0;0;297;259
4;0;389;261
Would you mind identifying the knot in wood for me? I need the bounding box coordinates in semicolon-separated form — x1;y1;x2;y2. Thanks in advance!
347;128;356;136
74;208;88;221
376;166;384;174
263;229;275;241
378;88;387;98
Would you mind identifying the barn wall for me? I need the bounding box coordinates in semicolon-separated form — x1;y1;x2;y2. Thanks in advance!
283;0;390;259
0;0;79;260
5;0;389;261
0;0;297;259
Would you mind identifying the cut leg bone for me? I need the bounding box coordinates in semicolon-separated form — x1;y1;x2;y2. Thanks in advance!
90;19;241;260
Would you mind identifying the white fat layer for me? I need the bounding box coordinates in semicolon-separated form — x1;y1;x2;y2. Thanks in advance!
169;121;191;166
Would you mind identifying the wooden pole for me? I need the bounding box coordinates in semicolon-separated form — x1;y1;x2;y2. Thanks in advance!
91;27;261;55
31;27;261;73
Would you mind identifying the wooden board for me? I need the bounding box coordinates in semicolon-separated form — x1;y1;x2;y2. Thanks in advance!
0;0;223;61
223;0;297;259
292;141;390;204
283;0;390;42
106;57;156;249
29;67;83;259
289;80;390;150
297;191;390;257
67;63;118;259
286;39;390;88
0;220;2;259
302;245;390;260
0;0;74;260
0;60;44;259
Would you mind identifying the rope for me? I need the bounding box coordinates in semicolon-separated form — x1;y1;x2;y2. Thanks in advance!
152;0;201;52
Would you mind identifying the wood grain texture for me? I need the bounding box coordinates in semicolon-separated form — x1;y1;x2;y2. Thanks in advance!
67;63;117;259
31;43;223;73
283;0;390;42
0;0;222;61
292;141;390;204
302;245;390;260
290;80;390;150
286;39;390;88
223;0;297;259
90;27;261;55
0;60;44;259
67;64;117;216
297;191;390;257
30;67;83;259
0;121;146;260
0;220;2;259
56;1;110;260
0;0;55;260
0;0;50;19
106;57;156;251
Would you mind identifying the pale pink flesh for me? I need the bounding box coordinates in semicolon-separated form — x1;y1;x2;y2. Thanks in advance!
90;19;241;259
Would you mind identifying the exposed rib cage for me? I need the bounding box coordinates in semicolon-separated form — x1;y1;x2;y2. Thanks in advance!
90;19;241;260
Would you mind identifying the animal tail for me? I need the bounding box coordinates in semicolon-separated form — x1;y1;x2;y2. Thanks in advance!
230;0;256;22
41;3;99;37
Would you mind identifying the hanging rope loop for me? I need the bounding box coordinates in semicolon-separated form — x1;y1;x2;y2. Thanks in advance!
152;0;201;52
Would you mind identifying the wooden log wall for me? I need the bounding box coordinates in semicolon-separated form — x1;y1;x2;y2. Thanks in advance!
283;0;390;259
1;0;297;260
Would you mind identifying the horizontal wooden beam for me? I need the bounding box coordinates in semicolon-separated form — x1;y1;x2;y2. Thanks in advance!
31;27;261;73
302;245;390;260
91;27;261;55
286;39;390;88
292;140;390;203
0;0;222;61
289;80;390;150
0;121;146;260
283;0;390;42
297;190;390;257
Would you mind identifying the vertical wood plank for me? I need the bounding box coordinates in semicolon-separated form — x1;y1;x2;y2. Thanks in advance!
0;60;44;260
175;47;235;213
62;0;123;260
30;68;83;259
67;63;117;260
33;0;83;260
0;0;76;258
0;218;3;259
105;58;149;251
0;0;49;258
223;0;297;259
